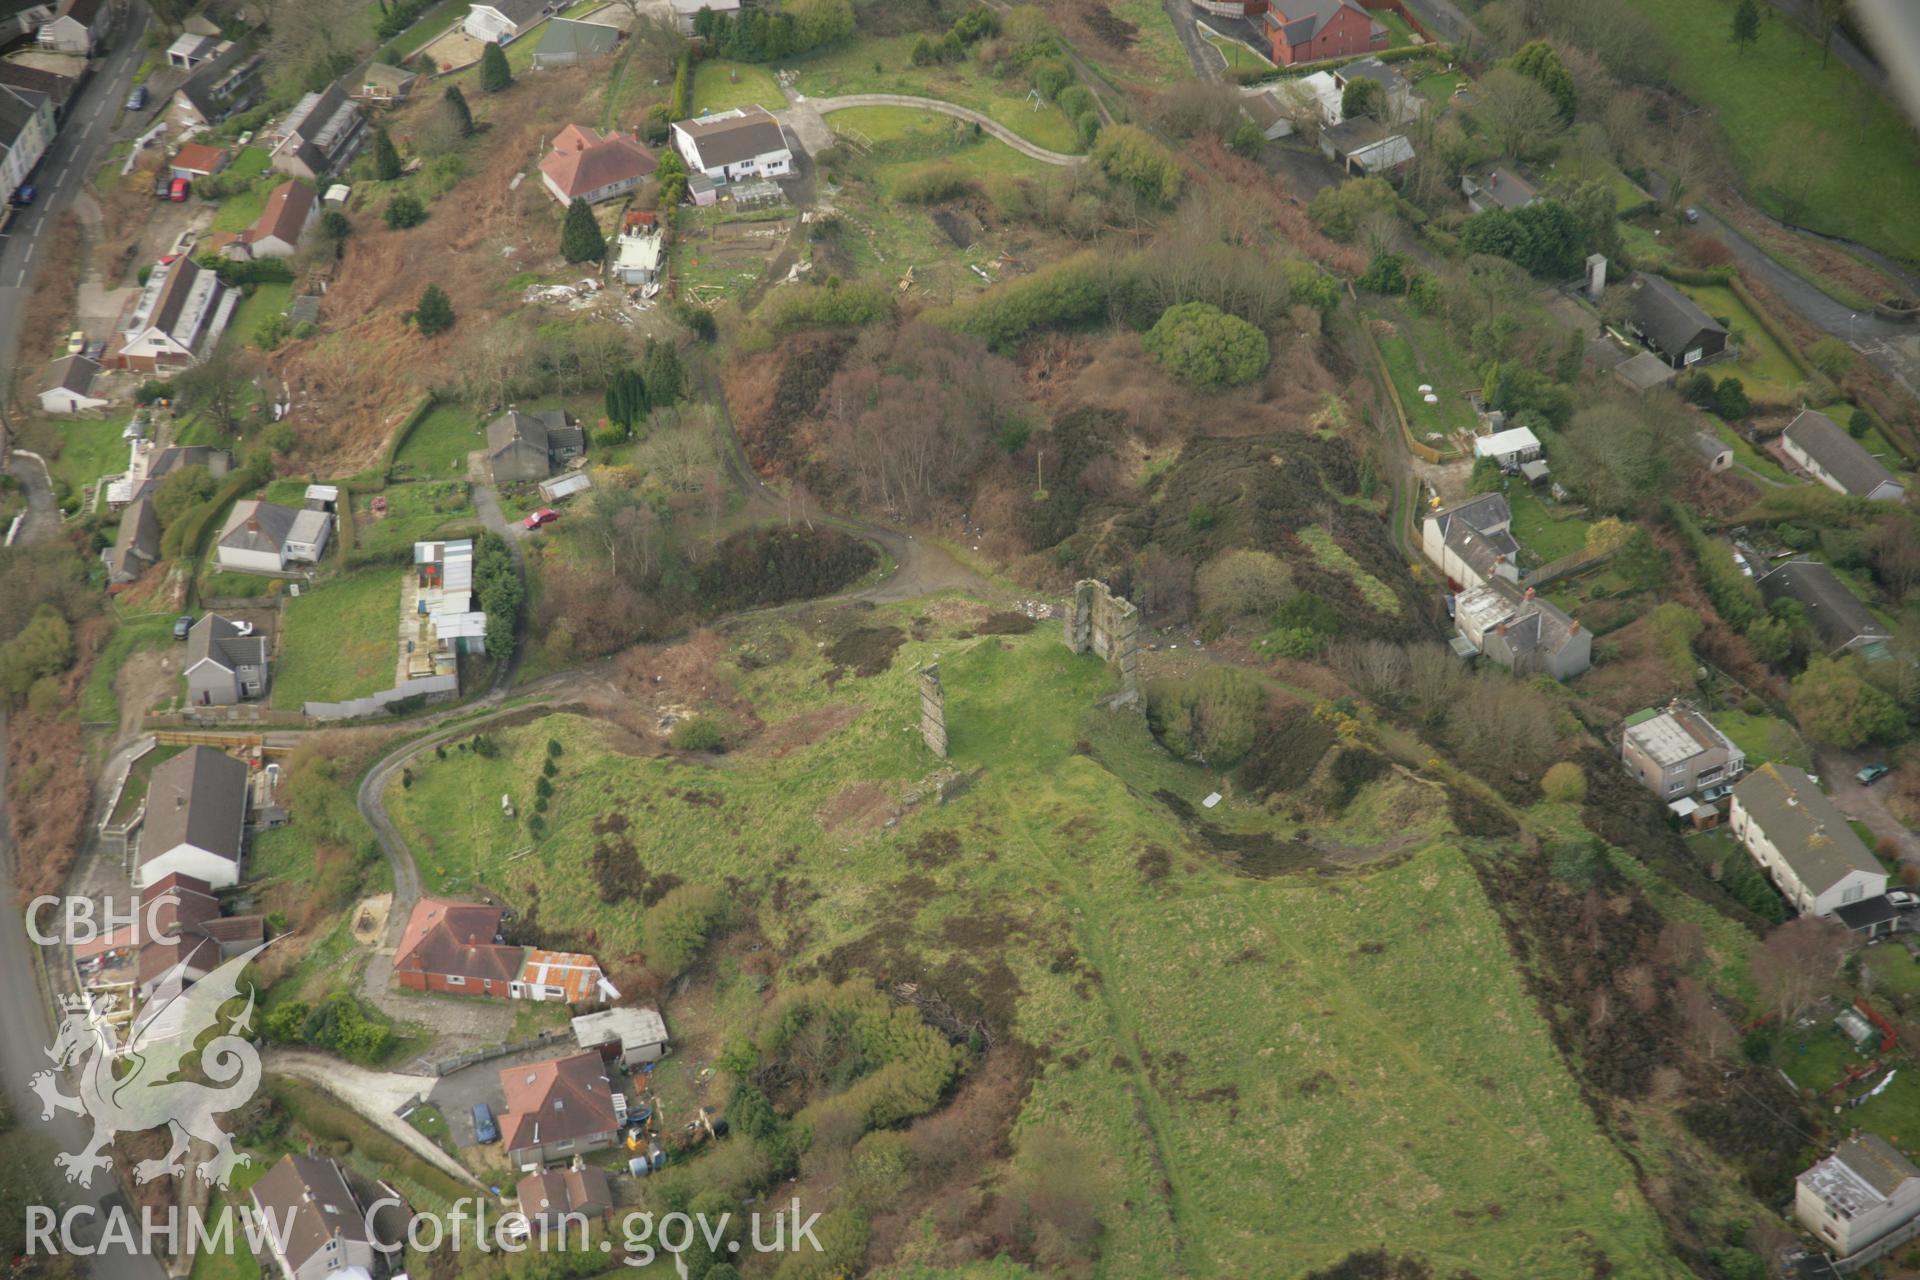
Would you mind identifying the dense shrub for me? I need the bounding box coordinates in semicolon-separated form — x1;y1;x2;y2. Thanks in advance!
1143;302;1269;388
1146;666;1264;766
643;884;727;977
1091;125;1182;204
755;281;892;333
669;716;725;752
694;526;876;614
938;252;1105;351
893;163;977;204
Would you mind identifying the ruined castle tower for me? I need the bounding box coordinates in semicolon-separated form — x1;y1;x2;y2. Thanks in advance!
1063;579;1140;702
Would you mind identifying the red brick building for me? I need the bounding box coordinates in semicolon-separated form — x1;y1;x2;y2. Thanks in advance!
393;898;520;998
1265;0;1388;65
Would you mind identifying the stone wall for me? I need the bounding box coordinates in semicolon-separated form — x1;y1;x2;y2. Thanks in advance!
1064;579;1140;699
919;663;948;758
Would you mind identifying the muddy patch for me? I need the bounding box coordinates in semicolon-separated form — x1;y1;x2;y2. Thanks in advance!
930;206;978;249
742;703;862;759
819;779;893;835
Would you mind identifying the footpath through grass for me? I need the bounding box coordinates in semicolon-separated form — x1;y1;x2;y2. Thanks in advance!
1622;0;1920;265
387;607;1675;1276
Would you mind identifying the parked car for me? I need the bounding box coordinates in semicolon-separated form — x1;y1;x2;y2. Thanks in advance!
231;620;254;637
1890;890;1919;910
125;86;147;111
172;615;194;640
524;507;559;530
472;1103;499;1144
66;331;85;355
8;184;35;207
168;177;189;203
1857;763;1892;786
1683;207;1702;224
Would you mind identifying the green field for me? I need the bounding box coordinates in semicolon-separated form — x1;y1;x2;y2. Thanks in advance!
391;401;485;480
227;281;291;350
1712;709;1808;770
1622;0;1920;265
354;480;477;557
1104;0;1197;84
1507;488;1590;563
1671;280;1808;404
1373;307;1480;440
271;568;396;708
692;60;785;113
388;610;1673;1275
27;414;132;506
790;35;1085;154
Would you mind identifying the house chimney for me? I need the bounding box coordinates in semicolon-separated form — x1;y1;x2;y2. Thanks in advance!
1496;623;1508;637
1523;587;1534;601
1570;619;1581;635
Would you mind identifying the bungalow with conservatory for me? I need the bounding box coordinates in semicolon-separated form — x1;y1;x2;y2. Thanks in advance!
1782;408;1905;502
393;898;615;1002
1729;763;1887;919
214;499;331;573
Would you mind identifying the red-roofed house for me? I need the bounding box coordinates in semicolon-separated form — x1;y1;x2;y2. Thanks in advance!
394;898;520;998
500;1051;621;1167
224;180;318;259
171;143;229;180
538;125;655;206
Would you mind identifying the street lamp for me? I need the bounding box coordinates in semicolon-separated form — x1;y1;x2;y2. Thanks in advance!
1850;313;1858;344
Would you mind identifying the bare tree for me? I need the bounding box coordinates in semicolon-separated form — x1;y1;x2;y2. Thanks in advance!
1471;67;1564;160
1751;917;1852;1026
174;344;252;437
583;486;660;584
1674;977;1737;1060
265;0;364;93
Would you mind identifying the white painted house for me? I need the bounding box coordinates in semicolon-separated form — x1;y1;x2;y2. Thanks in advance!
1729;763;1887;918
0;81;57;209
134;747;249;890
113;256;236;373
465;0;552;44
1797;1134;1920;1258
1421;492;1520;592
36;0;110;55
38;355;109;414
215;500;331;573
1473;426;1542;468
671;107;792;184
1782;407;1905;502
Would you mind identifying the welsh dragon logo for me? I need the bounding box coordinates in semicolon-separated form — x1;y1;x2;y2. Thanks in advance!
30;944;266;1189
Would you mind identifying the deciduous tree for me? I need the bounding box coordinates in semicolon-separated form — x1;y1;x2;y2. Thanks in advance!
1471;67;1563;159
1751;917;1850;1025
1791;655;1907;746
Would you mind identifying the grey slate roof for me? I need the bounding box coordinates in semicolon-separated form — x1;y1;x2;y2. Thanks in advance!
1754;560;1890;653
1614;349;1676;392
217;499;299;555
1732;762;1881;897
480;0;552;27
186;614;266;674
537;17;619;58
487;409;573;456
109;496;160;580
1785;407;1902;497
676;108;788;169
140;746;248;868
1628;273;1725;358
43;353;99;394
1430;492;1510;538
248;1154;369;1272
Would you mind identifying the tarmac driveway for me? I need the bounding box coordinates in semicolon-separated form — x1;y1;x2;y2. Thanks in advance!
1816;746;1919;866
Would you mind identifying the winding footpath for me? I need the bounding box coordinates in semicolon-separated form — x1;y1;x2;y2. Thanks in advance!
796;93;1087;166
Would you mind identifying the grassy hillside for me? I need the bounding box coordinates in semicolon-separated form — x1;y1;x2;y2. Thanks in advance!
388;603;1675;1276
1623;0;1920;265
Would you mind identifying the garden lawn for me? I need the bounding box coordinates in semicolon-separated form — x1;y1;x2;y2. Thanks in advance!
1506;489;1590;563
1373;306;1480;440
354;480;478;558
79;617;174;724
384;0;469;58
270;567;397;708
1197;25;1272;72
210;184;271;234
392;402;485;480
30;413;132;503
1773;1027;1920;1149
226;282;291;350
1621;0;1920;265
692;60;785;113
1711;419;1793;484
388;613;1673;1277
1104;0;1197;84
826;106;1055;190
1671;280;1806;404
224;145;271;183
1710;709;1806;770
789;35;1084;153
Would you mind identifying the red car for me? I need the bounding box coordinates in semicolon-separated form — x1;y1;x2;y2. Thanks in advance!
524;508;559;530
168;178;189;202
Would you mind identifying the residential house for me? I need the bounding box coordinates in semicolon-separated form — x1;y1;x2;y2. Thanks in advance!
112;256;236;372
1797;1134;1920;1258
538;123;655;205
1730;763;1887;918
514;1167;612;1236
1238;85;1300;141
169;142;228;181
38;355;108;414
185;613;269;706
465;0;553;44
35;0;109;55
1316;118;1412;174
248;1154;379;1280
1332;56;1413;122
1689;430;1732;472
105;496;160;585
1620;702;1745;803
500;1052;622;1168
214;499;331;573
0;80;55;208
0;62;82;121
1422;493;1520;592
1461;167;1538;214
572;1007;669;1068
533;18;620;69
354;62;416;105
613;211;663;285
409;539;488;677
670;107;792;184
1473;426;1542;468
0;3;58;45
106;439;232;506
1626;273;1728;369
392;899;616;1001
486;408;583;484
1755;560;1891;656
670;0;739;34
166;32;221;68
134;746;249;890
1452;581;1591;680
269;83;366;180
1783;407;1905;502
226;180;318;259
1195;0;1267;13
1263;0;1385;65
174;43;264;127
131;873;264;1001
393;898;520;997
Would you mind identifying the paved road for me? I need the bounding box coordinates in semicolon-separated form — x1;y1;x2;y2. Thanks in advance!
794;94;1087;165
262;1051;484;1189
0;4;150;392
1819;746;1920;866
7;449;59;543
